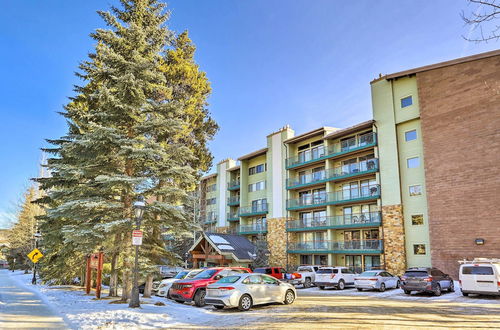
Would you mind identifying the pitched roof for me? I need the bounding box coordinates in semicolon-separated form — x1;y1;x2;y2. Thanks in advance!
371;49;500;83
237;148;268;161
190;232;257;262
324;120;374;140
284;127;338;144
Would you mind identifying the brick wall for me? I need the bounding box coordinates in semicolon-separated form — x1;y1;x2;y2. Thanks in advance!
416;54;500;277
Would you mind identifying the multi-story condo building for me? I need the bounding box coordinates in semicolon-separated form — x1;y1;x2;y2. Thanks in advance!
197;50;500;276
371;49;500;276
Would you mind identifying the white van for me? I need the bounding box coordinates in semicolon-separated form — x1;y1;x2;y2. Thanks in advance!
459;258;500;296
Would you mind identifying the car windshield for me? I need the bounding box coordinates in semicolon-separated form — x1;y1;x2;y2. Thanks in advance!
253;268;266;274
359;271;379;277
217;276;241;284
462;266;494;275
317;269;338;274
194;269;218;279
186;270;202;279
404;271;428;277
174;271;188;279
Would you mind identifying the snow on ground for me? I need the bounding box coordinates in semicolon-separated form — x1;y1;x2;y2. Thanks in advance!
7;271;499;329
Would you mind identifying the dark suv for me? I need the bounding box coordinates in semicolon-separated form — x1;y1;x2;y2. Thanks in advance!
401;267;454;296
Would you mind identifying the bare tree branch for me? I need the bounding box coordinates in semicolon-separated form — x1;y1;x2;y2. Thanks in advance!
462;0;500;42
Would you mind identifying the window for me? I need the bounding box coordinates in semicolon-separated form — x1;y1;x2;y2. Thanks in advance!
462;266;494;275
407;157;420;168
401;96;413;108
411;214;424;225
248;180;266;192
206;198;216;205
405;130;417;142
413;244;426;255
243;275;263;285
262;275;278;284
409;185;422;196
207;184;217;192
249;163;266;175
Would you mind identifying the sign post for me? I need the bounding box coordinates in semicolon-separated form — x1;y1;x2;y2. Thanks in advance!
132;230;143;246
85;251;105;298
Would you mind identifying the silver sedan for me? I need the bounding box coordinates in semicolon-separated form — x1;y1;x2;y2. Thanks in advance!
354;270;400;292
205;273;297;311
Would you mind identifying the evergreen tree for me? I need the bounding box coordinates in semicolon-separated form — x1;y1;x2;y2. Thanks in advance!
36;0;217;299
7;186;44;271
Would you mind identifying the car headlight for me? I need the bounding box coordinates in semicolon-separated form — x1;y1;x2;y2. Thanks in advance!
159;284;167;288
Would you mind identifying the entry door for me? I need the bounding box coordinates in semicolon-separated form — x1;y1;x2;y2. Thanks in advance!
346;255;362;274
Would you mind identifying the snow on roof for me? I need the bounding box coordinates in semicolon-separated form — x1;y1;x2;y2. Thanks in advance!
208;234;229;244
217;245;234;250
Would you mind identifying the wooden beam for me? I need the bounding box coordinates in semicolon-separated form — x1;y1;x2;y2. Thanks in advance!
192;254;225;260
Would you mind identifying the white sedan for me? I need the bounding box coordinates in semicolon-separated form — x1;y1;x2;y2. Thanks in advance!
205;273;296;311
354;270;400;292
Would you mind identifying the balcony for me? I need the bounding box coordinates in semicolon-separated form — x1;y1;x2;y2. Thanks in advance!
227;196;240;206
227;212;240;221
239;223;267;235
239;203;268;217
286;158;379;189
286;132;377;169
203;215;217;225
227;179;240;191
286;185;380;211
287;239;383;254
287;212;381;231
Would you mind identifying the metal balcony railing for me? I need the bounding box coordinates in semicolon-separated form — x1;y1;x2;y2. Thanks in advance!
286;185;380;210
287;239;383;252
285;132;377;168
227;179;240;190
287;212;381;230
239;203;268;216
287;159;378;188
227;196;240;206
227;212;240;221
238;223;267;234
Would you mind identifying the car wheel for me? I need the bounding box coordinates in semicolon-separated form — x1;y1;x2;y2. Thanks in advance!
357;288;363;292
213;305;224;310
238;294;253;311
338;280;345;290
284;290;295;305
448;281;455;292
433;284;442;296
379;283;386;292
304;278;312;288
174;300;184;304
404;290;411;295
319;286;325;290
462;291;469;297
194;290;206;307
396;280;400;289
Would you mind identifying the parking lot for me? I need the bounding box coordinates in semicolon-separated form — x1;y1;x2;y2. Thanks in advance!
208;287;500;329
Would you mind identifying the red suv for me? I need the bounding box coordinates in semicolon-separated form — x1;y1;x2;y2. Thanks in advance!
169;267;251;307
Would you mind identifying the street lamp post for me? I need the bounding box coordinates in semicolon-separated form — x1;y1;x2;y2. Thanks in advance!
32;231;42;285
129;196;145;308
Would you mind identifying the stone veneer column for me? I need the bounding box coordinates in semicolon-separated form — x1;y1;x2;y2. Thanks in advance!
381;205;407;275
266;217;287;268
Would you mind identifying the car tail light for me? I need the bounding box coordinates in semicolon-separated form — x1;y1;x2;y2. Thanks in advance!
497;281;500;287
218;287;235;291
424;277;433;282
459;280;462;285
368;278;378;281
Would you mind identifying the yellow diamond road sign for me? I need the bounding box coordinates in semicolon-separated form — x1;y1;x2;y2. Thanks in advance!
27;248;43;263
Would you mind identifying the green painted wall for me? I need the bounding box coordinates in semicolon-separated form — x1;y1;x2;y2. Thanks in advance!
371;76;431;268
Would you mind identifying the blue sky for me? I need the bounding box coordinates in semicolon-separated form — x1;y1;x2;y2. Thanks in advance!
0;0;497;228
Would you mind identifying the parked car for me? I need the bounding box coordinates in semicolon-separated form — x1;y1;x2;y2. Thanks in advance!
169;267;251;307
459;258;500;297
354;270;400;292
157;269;202;297
158;265;185;278
401;267;454;296
253;267;302;285
295;265;321;288
314;266;357;290
205;273;296;311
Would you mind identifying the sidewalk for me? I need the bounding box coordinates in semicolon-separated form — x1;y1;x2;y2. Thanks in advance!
0;270;68;329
